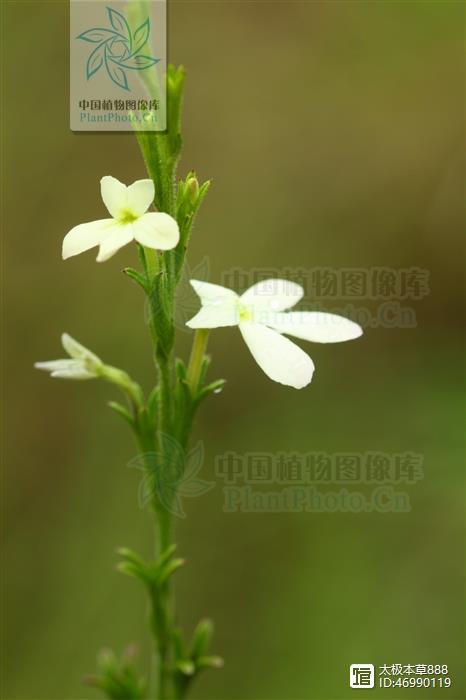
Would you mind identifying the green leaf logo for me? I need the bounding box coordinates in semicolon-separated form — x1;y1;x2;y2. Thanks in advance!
76;6;160;92
128;437;215;518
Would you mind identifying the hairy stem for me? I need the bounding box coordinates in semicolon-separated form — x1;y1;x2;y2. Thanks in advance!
132;66;214;700
151;506;173;700
144;247;160;280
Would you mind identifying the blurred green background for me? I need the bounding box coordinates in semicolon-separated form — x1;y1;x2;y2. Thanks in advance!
4;1;464;699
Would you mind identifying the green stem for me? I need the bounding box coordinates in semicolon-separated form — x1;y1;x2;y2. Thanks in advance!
186;329;210;394
132;67;215;700
143;238;176;699
100;365;144;413
151;506;173;700
157;352;173;439
144;247;160;279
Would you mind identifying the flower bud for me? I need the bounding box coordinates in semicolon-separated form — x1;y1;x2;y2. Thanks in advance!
186;174;199;204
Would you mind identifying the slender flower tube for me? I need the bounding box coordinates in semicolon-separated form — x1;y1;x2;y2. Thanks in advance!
62;176;180;262
186;278;363;389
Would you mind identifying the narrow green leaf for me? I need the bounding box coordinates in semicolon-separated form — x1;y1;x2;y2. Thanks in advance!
176;659;195;676
97;647;118;674
198;355;211;387
135;244;147;275
157;557;185;585
156;543;177;570
191;618;213;659
116;547;147;568
108;401;134;426
196;378;226;404
137;406;152;439
147;385;160;423
123;267;148;292
198;179;211;201
175;357;187;380
116;561;152;586
172;628;186;660
196;655;224;670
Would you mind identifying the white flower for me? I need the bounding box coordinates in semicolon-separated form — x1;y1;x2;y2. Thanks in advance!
62;176;180;262
186;279;363;389
35;333;103;380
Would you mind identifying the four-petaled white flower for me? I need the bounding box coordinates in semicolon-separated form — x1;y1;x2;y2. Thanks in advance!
186;279;363;389
35;333;103;380
62;176;180;262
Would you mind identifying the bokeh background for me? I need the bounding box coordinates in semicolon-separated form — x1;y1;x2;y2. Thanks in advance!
4;1;465;699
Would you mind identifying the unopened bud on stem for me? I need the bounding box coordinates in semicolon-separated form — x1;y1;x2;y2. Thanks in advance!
186;174;199;203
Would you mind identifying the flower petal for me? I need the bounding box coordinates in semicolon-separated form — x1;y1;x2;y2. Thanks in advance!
126;179;154;216
261;311;363;343
96;224;134;262
133;213;180;251
239;321;314;389
34;359;96;379
190;280;239;304
35;359;77;372
187;306;239;329
186;280;239;328
62;219;115;259
100;175;127;217
51;367;96;380
61;333;102;364
240;278;304;312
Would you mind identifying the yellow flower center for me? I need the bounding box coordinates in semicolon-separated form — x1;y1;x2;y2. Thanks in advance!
239;304;253;322
119;209;138;225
